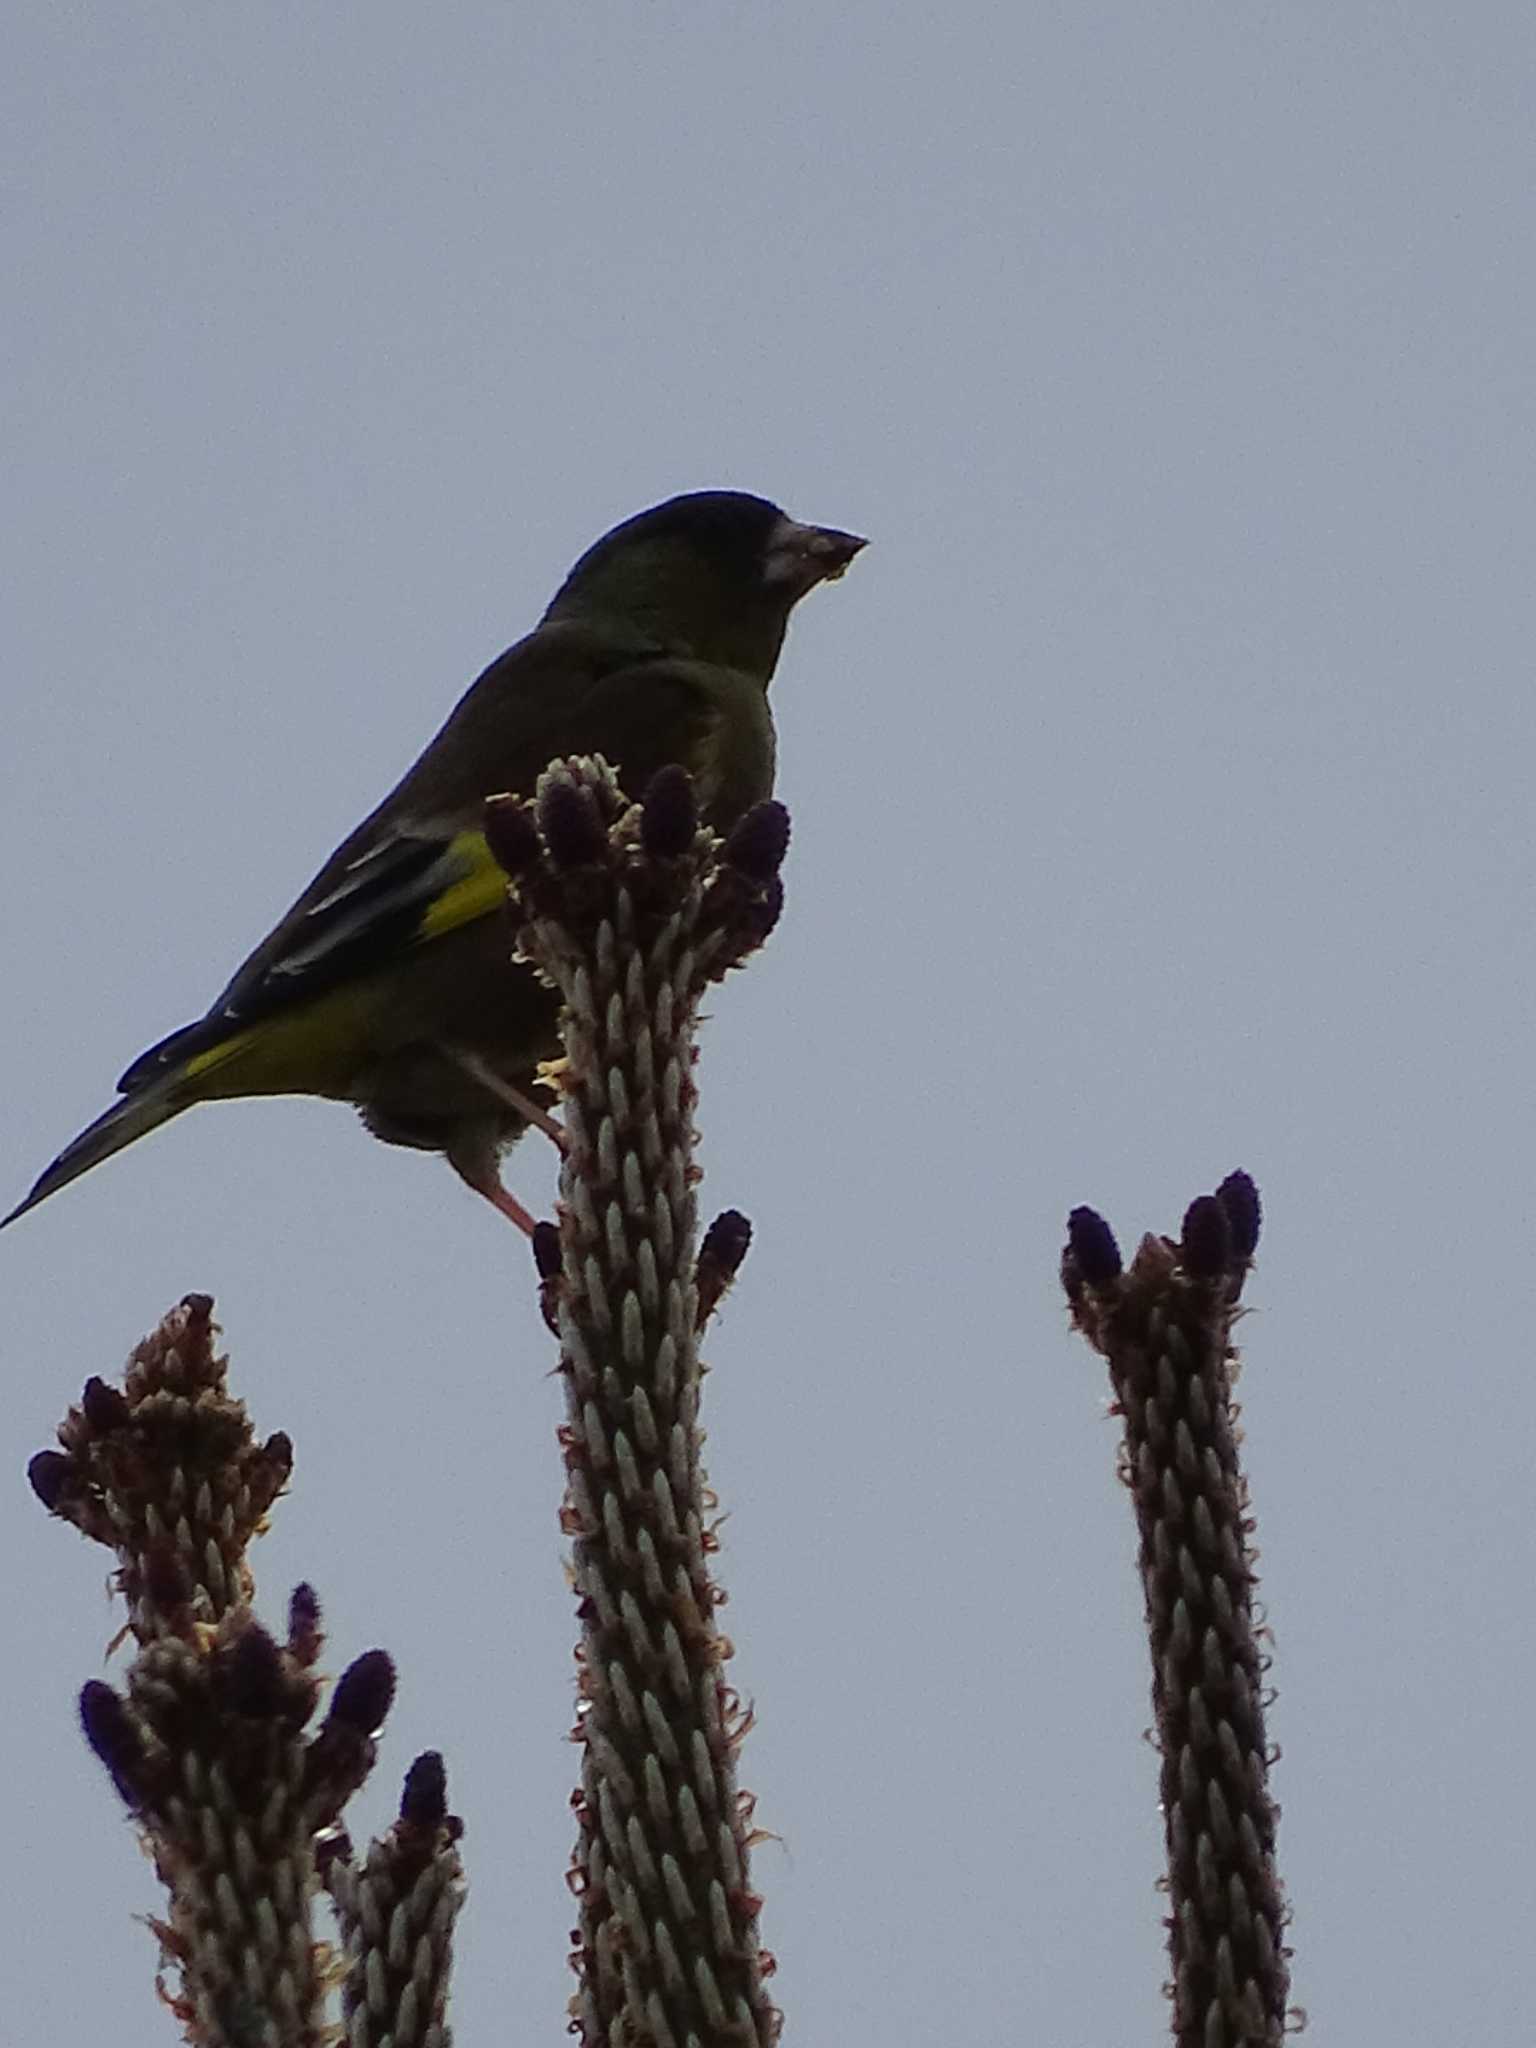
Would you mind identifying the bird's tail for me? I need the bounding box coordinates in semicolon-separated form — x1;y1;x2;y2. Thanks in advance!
1;1076;190;1230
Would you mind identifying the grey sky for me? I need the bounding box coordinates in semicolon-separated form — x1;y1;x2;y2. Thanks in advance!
4;6;1533;2040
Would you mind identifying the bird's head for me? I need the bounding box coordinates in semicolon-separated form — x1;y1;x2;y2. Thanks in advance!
544;490;866;681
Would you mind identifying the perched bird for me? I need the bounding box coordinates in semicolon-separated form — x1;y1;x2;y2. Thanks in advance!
5;490;864;1233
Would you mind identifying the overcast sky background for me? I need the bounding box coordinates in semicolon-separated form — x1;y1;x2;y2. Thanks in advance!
4;6;1533;2041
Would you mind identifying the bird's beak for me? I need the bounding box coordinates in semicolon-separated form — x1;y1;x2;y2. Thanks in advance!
764;517;869;596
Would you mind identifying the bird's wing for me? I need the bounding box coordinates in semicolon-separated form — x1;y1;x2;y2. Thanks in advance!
116;821;504;1091
115;629;761;1096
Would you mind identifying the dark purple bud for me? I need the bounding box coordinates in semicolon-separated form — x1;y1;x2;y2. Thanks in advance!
289;1582;323;1664
724;801;791;883
329;1649;396;1735
1065;1206;1123;1286
1180;1194;1232;1278
1215;1170;1262;1258
80;1680;145;1805
754;872;785;941
538;778;608;868
695;1209;753;1328
640;764;699;858
244;1433;293;1522
28;1450;73;1511
401;1750;448;1828
220;1624;286;1718
700;1210;752;1281
726;872;784;958
531;1219;563;1280
304;1650;393;1822
484;793;542;877
180;1293;215;1321
80;1377;131;1432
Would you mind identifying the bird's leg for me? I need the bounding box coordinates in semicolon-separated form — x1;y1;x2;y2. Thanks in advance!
451;1048;568;1152
447;1150;540;1237
477;1175;541;1237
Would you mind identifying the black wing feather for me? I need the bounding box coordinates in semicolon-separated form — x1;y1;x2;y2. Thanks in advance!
116;831;471;1092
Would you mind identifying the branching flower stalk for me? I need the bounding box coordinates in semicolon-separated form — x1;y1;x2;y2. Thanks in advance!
487;756;786;2048
1061;1174;1292;2048
30;1292;465;2047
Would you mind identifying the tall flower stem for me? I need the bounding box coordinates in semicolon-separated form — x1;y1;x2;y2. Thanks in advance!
492;757;787;2048
1062;1174;1292;2048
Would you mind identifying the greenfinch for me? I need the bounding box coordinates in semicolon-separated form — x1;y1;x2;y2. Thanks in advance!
5;490;864;1231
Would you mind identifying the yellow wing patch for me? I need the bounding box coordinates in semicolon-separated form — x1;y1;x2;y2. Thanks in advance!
417;830;508;941
180;981;384;1100
178;832;506;1100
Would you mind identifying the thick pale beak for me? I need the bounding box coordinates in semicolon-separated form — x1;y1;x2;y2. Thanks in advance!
764;516;869;595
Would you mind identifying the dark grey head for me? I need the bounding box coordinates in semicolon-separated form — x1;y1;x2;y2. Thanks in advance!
545;489;866;680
